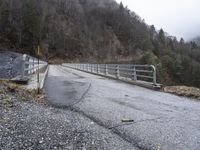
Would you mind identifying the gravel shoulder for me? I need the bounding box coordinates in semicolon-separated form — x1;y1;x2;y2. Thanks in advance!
0;82;136;150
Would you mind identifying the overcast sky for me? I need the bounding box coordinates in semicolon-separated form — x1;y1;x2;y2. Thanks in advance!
116;0;200;40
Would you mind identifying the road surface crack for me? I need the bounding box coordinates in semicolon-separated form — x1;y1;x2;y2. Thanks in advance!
69;82;92;107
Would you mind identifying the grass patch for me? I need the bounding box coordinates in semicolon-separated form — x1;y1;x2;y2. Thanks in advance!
0;80;47;106
16;95;27;102
1;96;14;108
0;88;5;94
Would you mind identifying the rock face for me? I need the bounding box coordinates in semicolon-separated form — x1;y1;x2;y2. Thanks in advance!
0;50;22;79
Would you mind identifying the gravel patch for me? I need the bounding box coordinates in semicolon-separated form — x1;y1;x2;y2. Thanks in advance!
0;83;135;150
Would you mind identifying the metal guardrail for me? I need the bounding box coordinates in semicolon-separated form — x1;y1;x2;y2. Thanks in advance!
20;54;47;78
63;63;157;84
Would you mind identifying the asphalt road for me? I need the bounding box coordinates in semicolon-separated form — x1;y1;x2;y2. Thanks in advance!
44;65;200;150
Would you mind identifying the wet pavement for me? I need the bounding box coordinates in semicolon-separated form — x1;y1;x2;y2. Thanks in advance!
44;65;200;150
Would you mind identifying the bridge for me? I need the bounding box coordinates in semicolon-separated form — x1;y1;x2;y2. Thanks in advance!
44;65;200;150
1;51;200;149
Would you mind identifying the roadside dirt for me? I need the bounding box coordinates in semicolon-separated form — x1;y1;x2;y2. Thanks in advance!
163;86;200;100
0;80;47;105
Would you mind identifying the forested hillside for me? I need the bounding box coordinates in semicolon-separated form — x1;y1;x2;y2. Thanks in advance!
193;36;200;46
0;0;200;87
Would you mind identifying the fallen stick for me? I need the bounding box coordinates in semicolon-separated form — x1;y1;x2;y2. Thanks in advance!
121;119;134;123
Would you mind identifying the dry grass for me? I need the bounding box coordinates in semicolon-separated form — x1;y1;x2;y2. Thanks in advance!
164;86;200;99
1;96;14;107
0;79;48;106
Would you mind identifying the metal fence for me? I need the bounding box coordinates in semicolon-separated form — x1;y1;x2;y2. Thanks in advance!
20;54;47;78
63;63;157;84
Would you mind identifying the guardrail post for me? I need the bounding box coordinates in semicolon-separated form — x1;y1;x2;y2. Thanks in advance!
32;58;35;74
25;55;29;76
105;64;108;75
151;65;157;84
87;64;89;72
21;55;25;78
116;65;119;79
133;66;137;81
97;64;100;74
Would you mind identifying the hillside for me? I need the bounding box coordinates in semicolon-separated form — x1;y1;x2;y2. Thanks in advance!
0;0;200;87
193;36;200;46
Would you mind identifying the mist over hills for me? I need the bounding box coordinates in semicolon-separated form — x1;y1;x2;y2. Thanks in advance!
192;36;200;46
0;0;200;87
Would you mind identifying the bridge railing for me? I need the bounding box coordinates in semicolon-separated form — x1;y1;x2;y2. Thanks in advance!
63;63;157;84
20;54;47;78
